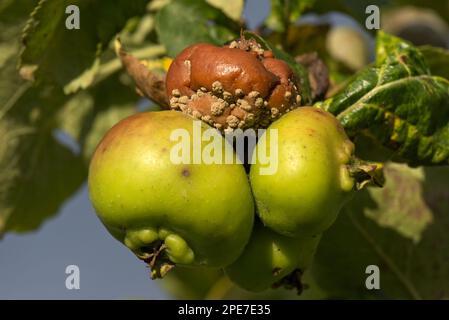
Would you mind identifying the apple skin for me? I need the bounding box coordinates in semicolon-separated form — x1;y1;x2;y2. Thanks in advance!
88;111;254;270
250;107;355;237
225;221;322;292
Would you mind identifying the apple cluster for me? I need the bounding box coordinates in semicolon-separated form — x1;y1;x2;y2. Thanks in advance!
88;40;372;292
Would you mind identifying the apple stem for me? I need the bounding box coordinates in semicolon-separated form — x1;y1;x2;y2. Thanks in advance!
347;158;385;190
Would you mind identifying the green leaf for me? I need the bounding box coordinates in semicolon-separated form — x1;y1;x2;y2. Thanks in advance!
56;91;94;144
63;58;101;94
0;72;140;235
0;58;84;234
57;74;140;162
0;0;38;68
80;99;137;162
155;0;239;57
316;31;449;166
312;166;449;299
265;0;316;32
20;0;148;91
206;0;244;21
419;45;449;80
0;7;86;234
0;0;39;24
0;115;85;234
243;31;313;105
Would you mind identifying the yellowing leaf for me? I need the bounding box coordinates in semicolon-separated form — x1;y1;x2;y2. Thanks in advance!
365;163;433;242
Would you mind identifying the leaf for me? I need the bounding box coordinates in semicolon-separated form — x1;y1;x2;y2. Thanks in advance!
0;0;38;68
0;3;85;234
56;91;94;144
155;0;239;57
20;0;148;91
0;0;39;24
316;31;449;166
206;0;244;21
311;165;449;299
57;73;140;162
365;162;433;242
0;58;84;234
0;6;138;234
63;58;101;94
243;31;313;105
80;98;137;162
265;0;316;32
419;45;449;80
0;114;85;234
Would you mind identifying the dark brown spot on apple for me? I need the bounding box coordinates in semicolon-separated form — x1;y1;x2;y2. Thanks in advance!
182;168;190;177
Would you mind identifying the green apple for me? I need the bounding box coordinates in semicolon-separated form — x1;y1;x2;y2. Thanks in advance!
250;107;356;237
225;221;321;292
88;111;254;277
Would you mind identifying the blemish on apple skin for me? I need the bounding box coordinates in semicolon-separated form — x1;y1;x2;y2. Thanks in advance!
182;168;191;177
306;127;316;137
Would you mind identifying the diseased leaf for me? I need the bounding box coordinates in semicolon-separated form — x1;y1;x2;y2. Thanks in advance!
316;31;449;166
155;0;239;57
312;165;449;299
365;162;433;242
295;52;329;101
20;0;148;91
